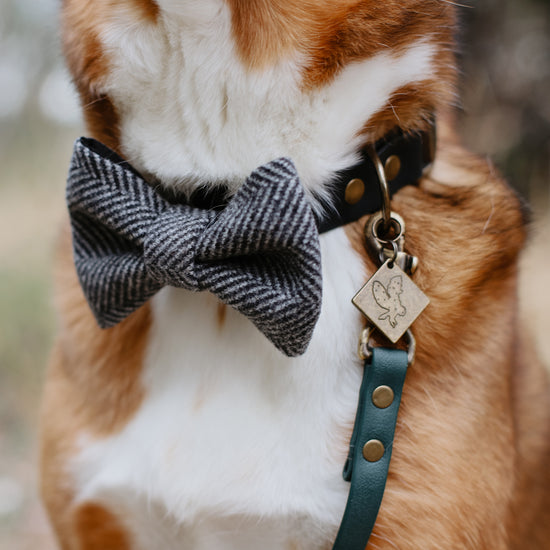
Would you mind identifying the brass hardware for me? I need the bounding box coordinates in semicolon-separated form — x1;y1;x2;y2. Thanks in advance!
372;386;394;409
365;211;405;253
353;141;429;367
358;326;375;361
357;326;416;366
344;178;365;205
363;439;385;462
365;212;418;274
397;252;418;275
367;212;405;244
384;155;401;182
403;329;416;367
366;145;391;232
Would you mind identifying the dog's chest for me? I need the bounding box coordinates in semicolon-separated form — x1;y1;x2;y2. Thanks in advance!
71;228;369;548
68;6;441;546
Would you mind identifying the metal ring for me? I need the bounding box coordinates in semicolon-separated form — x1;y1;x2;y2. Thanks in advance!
371;214;404;244
364;212;407;268
358;326;416;366
387;240;399;265
377;239;400;266
367;145;391;232
403;330;416;366
358;326;374;361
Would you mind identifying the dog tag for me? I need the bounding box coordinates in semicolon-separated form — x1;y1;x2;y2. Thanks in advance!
352;260;429;343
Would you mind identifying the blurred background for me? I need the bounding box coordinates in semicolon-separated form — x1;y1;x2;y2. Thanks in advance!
0;0;548;548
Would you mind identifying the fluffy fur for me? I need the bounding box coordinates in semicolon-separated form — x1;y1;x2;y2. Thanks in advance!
41;1;550;549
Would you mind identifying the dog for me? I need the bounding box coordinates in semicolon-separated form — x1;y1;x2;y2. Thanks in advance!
41;1;550;548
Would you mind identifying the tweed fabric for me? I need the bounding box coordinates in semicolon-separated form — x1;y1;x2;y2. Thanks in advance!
67;138;323;357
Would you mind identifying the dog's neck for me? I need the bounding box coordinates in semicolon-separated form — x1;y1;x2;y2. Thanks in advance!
65;0;456;214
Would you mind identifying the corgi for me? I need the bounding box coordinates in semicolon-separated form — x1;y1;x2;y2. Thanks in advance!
41;1;550;549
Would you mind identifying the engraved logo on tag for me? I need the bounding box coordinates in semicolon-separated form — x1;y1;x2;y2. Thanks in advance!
372;276;406;328
352;260;429;343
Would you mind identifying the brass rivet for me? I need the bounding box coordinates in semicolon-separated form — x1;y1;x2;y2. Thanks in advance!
363;439;385;462
344;178;365;205
384;155;401;181
372;385;394;409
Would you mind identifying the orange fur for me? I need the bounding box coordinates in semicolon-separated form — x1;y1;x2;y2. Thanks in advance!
61;0;159;150
131;0;160;22
227;0;456;141
74;502;132;549
226;0;455;86
217;302;228;329
40;222;150;546
51;222;150;437
344;123;550;548
61;1;117;149
360;81;454;143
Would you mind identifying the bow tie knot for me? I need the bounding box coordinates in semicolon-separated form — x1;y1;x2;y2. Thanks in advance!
67;138;323;356
144;207;215;289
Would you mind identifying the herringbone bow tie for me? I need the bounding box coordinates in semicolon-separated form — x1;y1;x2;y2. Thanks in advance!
67;138;323;357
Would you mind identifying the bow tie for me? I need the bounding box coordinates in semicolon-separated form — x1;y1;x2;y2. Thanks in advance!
67;125;433;357
67;138;322;357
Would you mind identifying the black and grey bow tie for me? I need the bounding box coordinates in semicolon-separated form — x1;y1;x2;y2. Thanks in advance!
67;126;434;356
67;138;323;357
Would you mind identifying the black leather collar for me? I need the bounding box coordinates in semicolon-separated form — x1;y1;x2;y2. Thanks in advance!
187;124;435;234
315;125;435;233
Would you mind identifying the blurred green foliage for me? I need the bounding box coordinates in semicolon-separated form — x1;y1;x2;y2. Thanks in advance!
0;270;51;447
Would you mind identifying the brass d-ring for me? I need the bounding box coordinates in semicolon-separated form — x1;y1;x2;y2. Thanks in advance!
371;213;404;244
367;145;391;232
364;211;406;265
358;326;375;362
358;326;416;366
403;330;416;366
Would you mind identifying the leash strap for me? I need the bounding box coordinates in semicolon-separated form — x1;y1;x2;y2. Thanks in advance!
332;347;408;550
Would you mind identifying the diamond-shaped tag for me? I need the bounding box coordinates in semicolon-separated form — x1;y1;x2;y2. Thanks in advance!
352;259;429;343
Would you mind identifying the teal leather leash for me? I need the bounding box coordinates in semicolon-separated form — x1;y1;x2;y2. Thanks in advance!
330;130;431;549
332;347;408;549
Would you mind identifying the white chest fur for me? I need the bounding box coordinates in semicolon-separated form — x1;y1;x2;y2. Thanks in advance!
99;1;436;207
73;228;368;549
